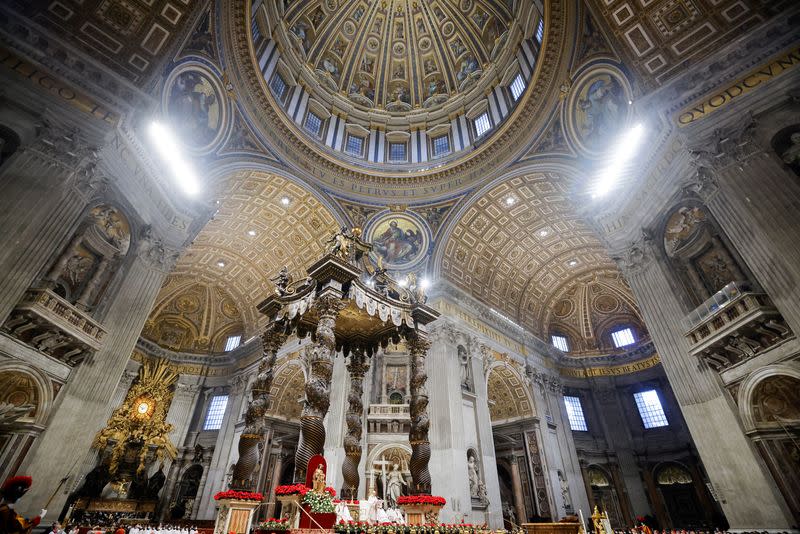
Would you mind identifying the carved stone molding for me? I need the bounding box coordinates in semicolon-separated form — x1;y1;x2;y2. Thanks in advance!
25;122;97;170
612;230;656;276
138;225;179;272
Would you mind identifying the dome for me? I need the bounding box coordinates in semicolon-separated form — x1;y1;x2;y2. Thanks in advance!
246;0;548;178
283;0;516;113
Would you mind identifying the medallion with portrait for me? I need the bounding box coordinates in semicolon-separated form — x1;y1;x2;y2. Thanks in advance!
164;66;226;152
366;213;429;269
566;66;632;157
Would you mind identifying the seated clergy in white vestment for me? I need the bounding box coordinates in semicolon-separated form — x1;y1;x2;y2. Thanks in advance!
335;501;353;523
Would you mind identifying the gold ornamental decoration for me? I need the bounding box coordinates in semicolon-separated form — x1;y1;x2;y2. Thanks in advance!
93;358;179;475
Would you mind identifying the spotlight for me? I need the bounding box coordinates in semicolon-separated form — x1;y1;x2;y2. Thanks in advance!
420;278;431;290
505;196;516;206
568;260;578;267
538;229;548;237
148;121;200;196
247;230;256;236
280;196;291;206
398;278;408;288
217;260;226;268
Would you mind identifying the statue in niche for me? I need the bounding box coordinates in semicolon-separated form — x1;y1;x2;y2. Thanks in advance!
458;345;473;391
193;443;205;463
502;501;516;525
467;452;482;497
312;464;326;493
384;463;407;509
65;254;93;287
558;470;572;512
146;465;166;499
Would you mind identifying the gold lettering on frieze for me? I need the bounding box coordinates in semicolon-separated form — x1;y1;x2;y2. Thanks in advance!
0;46;119;125
558;353;661;378
676;45;800;127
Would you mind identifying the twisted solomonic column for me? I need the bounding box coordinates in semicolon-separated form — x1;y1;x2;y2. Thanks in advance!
295;294;344;481
230;326;287;489
407;332;432;494
341;349;369;499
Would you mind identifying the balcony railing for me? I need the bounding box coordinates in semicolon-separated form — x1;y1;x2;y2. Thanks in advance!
683;282;792;371
1;288;106;365
368;404;410;418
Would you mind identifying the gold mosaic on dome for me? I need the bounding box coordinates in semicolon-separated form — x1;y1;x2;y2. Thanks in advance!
441;172;620;336
283;0;515;112
164;170;339;338
143;275;245;354
543;271;647;355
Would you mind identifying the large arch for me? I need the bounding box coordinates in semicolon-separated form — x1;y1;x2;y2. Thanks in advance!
486;362;534;423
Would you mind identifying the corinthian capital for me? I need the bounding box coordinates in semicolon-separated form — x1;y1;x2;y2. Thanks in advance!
138;225;179;271
612;230;655;275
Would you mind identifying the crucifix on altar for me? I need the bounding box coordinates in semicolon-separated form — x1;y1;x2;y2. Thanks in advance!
223;227;439;503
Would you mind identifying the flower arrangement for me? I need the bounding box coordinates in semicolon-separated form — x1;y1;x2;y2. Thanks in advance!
302;487;336;513
396;495;447;506
334;522;488;534
275;483;309;496
213;490;264;501
257;518;289;531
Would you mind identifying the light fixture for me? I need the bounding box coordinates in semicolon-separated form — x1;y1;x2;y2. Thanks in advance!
505;196;516;206
247;230;257;236
280;196;291;206
568;260;578;267
398;278;408;288
217;260;226;268
420;278;431;290
592;123;645;198
538;229;548;237
148;121;200;196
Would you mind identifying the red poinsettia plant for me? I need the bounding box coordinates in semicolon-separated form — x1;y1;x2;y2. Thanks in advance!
275;483;310;496
214;490;264;501
396;495;446;506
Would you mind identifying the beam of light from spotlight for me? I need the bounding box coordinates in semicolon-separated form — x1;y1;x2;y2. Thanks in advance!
148;121;201;196
593;123;645;198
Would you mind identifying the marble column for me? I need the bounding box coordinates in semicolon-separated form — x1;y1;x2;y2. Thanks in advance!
687;126;800;334
323;352;348;492
615;235;795;528
0;134;104;323
231;328;286;489
17;231;177;518
510;455;527;525
295;294;343;481
407;331;432;494
341;350;368;499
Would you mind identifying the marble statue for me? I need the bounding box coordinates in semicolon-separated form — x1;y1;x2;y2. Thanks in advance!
270;266;291;296
385;463;407;509
467;452;481;497
459;345;473;391
558;470;572;511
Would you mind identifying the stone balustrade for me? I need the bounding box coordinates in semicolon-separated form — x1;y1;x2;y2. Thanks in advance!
367;403;410;434
683;282;793;371
1;287;107;365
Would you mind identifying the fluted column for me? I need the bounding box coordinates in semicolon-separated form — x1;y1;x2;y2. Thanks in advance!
230;327;287;489
615;235;795;528
76;255;114;311
295;293;344;481
341;349;368;499
687;123;800;333
17;229;177;517
0;132;104;323
407;331;432;494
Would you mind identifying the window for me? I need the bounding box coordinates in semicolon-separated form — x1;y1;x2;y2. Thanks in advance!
270;74;288;100
611;327;635;348
510;73;526;101
564;396;588;431
634;390;669;429
551;334;569;352
345;134;364;157
432;135;450;157
224;335;242;352
474;112;491;138
389;142;407;162
535;19;544;43
304;112;323;136
203;395;229;430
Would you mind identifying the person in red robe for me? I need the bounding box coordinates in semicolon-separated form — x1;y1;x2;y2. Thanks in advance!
0;476;46;534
